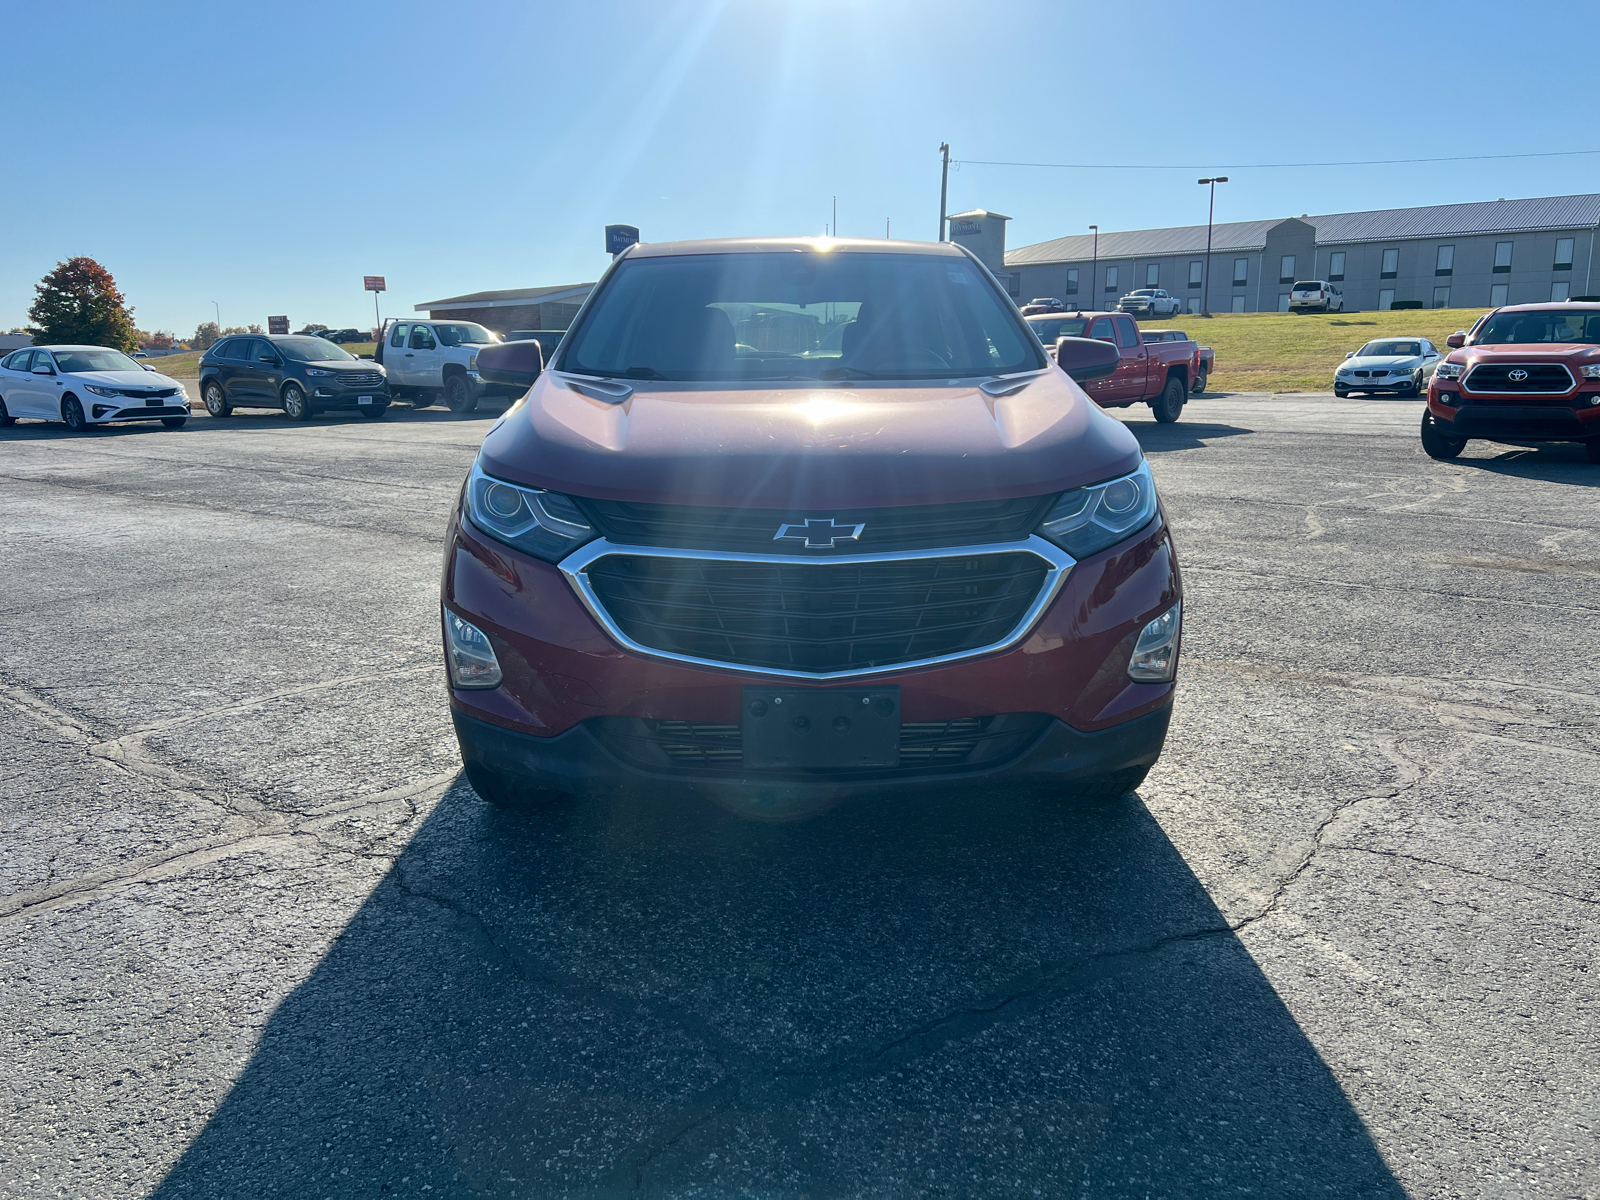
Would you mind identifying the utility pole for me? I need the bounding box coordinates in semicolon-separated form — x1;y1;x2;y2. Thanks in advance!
1088;226;1098;308
212;300;220;330
886;218;890;239
938;143;950;241
1198;176;1228;317
833;196;837;239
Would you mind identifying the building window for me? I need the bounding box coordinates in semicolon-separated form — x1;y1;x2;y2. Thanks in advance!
1555;238;1574;271
1231;295;1246;313
1378;288;1395;311
1381;248;1398;279
1279;255;1295;284
1189;260;1204;287
1232;258;1248;286
1145;263;1160;287
1105;265;1119;293
1278;293;1291;312
1490;283;1509;306
1435;245;1454;276
1187;296;1201;314
1432;286;1451;308
1065;268;1079;295
1493;241;1513;273
1328;251;1345;281
1552;281;1571;302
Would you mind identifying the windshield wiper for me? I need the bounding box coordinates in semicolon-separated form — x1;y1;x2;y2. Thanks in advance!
816;365;883;380
618;365;667;380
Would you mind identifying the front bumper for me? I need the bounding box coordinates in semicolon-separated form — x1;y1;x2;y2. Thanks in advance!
310;386;390;410
442;506;1181;795
452;703;1172;803
1336;372;1416;392
90;402;189;422
1429;385;1600;441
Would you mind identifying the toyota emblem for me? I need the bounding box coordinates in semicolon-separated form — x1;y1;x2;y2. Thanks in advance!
1508;369;1529;382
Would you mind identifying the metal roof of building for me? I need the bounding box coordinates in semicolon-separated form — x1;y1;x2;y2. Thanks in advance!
1309;193;1600;244
1005;194;1600;266
416;283;594;311
1006;218;1295;265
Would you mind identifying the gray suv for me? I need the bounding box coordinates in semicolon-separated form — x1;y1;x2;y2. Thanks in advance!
199;335;390;421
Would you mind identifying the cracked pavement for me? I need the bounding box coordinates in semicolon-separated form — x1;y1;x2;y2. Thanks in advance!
1;394;1595;1197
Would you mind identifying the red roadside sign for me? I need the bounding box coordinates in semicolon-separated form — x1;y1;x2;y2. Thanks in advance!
364;276;386;292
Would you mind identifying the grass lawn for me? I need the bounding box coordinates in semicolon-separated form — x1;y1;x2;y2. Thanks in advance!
1143;307;1489;393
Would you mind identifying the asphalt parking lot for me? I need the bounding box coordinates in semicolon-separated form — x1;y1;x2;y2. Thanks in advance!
2;392;1596;1198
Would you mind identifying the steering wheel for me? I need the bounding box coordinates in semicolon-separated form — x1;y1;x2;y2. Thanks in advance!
904;347;950;369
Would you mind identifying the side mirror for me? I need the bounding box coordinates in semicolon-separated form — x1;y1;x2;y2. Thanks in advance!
1054;336;1120;383
1344;351;1354;358
32;365;53;375
475;339;544;388
1446;332;1466;348
143;363;156;371
358;354;375;360
259;355;280;365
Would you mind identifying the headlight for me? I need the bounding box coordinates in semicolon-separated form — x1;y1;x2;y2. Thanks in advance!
1581;365;1600;379
84;385;121;397
1037;460;1159;559
1128;601;1181;682
1435;362;1465;380
443;608;502;689
464;458;594;562
306;368;331;376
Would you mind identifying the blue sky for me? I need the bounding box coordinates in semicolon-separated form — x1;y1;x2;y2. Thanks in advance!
3;0;1593;336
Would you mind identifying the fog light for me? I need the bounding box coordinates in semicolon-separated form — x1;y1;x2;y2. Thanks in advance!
443;608;503;689
92;404;113;418
1128;602;1181;682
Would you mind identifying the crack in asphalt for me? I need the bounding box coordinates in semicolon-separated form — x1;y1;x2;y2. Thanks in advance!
1326;845;1600;908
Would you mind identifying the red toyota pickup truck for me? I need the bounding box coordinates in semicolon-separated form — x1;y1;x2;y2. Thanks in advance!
445;238;1184;816
1423;302;1600;463
1026;311;1196;421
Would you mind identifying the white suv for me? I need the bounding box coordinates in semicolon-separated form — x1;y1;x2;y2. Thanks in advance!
1289;281;1345;313
374;319;521;413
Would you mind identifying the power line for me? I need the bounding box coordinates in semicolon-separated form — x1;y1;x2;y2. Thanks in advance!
954;148;1600;171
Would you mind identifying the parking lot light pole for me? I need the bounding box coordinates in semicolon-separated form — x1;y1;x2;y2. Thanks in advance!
938;143;950;241
212;300;220;330
1089;225;1097;308
1198;176;1228;317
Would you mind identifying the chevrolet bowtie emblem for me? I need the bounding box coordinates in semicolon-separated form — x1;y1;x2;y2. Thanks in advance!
774;517;866;549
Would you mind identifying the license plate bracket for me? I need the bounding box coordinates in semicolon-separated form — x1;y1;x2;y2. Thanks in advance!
742;686;900;770
357;395;373;405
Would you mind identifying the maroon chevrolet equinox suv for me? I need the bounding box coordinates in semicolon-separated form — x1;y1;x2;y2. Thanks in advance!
441;238;1183;813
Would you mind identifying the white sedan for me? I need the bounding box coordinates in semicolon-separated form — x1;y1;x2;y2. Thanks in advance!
0;345;189;431
1333;337;1442;397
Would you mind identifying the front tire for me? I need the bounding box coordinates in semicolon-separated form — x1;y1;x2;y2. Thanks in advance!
161;417;188;429
282;383;312;421
1151;376;1186;423
1191;370;1207;395
62;397;88;432
358;403;388;420
444;373;478;413
0;397;13;427
1585;441;1600;464
203;380;232;417
1420;412;1467;460
412;390;436;410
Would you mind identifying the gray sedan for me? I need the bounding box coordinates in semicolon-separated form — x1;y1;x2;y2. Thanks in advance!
1334;338;1441;397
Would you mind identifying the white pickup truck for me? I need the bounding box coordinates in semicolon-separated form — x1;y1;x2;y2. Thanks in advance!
372;319;521;412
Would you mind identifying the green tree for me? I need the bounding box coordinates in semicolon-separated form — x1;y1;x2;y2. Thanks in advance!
191;322;220;350
27;257;138;350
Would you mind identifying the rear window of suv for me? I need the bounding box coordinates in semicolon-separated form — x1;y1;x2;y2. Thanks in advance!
560;251;1045;381
1293;282;1324;291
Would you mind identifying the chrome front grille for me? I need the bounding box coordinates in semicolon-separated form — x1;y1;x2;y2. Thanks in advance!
561;537;1073;680
1463;363;1575;394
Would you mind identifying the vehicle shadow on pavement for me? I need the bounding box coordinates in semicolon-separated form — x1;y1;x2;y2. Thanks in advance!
1456;445;1600;486
1121;420;1254;453
150;778;1403;1198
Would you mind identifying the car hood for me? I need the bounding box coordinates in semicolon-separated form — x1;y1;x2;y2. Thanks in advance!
68;369;183;389
1342;355;1422;370
1452;343;1600;364
476;369;1144;508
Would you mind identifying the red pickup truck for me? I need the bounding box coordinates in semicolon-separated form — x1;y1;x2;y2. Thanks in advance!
1026;311;1196;422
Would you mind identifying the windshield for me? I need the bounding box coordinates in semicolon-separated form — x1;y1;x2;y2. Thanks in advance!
1027;317;1091;344
1358;340;1422;357
1474;309;1600;345
1130;290;1155;296
52;349;144;373
435;323;498;347
560;251;1045;381
277;337;356;362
